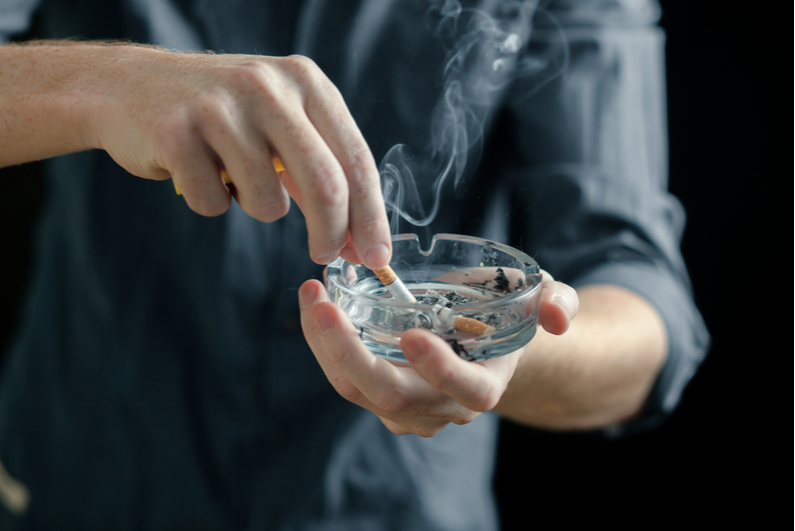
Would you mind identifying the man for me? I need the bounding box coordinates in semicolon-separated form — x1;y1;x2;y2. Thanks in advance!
0;1;708;529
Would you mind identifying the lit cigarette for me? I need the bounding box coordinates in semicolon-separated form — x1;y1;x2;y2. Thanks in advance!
373;265;417;303
373;265;495;336
173;157;285;195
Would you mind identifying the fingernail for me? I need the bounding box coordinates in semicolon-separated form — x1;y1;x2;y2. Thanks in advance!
299;283;318;310
406;337;427;360
364;244;390;270
313;308;335;334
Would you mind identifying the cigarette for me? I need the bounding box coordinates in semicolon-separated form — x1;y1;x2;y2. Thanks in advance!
373;266;417;303
449;313;496;336
373;265;496;336
173;157;285;195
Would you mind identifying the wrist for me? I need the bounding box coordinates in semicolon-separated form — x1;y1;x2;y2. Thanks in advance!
495;285;666;430
0;41;170;165
72;44;171;153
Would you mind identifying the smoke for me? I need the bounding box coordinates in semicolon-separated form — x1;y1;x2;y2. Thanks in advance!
380;0;568;233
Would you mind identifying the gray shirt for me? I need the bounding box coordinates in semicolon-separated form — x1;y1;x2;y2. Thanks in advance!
0;1;709;529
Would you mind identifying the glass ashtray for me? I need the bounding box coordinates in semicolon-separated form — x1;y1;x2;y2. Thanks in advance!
326;234;543;362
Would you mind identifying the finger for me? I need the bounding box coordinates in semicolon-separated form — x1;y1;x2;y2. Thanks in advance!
299;280;376;408
537;270;578;335
305;296;458;419
276;169;303;209
293;59;391;269
308;107;391;269
267;108;350;265
400;329;512;414
299;281;472;435
337;232;364;266
165;136;231;217
378;415;450;438
378;417;413;436
202;108;290;222
309;302;430;414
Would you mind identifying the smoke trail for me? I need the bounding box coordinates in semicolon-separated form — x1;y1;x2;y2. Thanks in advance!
380;0;568;234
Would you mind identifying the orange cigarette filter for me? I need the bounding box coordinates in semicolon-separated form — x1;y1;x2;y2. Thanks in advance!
374;265;495;336
372;266;397;286
173;157;285;195
453;315;495;336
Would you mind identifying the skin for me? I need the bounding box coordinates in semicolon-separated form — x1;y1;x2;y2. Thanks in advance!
0;42;391;268
1;41;668;436
300;273;667;436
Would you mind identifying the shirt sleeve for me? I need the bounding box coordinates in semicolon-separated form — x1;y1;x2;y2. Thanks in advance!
0;0;41;43
500;0;710;435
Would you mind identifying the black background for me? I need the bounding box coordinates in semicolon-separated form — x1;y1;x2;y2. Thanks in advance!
0;1;784;528
495;3;784;528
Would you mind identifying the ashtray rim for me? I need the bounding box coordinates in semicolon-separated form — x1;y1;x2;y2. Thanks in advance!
327;233;543;310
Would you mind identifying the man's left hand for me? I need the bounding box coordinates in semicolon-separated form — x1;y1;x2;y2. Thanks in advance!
298;272;577;437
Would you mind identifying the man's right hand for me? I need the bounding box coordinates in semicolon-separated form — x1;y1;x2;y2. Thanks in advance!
0;43;392;269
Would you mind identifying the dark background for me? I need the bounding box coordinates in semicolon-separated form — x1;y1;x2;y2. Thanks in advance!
0;1;783;528
495;3;784;528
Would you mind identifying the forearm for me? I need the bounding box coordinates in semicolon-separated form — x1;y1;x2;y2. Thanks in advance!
0;41;162;167
495;285;667;430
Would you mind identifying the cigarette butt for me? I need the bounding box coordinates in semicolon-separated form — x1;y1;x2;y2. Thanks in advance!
436;306;496;336
374;266;495;336
173;157;285;195
453;316;495;336
373;265;416;303
373;266;397;286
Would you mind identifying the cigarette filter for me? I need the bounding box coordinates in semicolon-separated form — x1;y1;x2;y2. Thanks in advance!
372;266;417;303
373;266;495;336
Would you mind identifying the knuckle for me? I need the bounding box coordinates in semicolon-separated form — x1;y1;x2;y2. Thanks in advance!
374;389;412;415
301;319;321;343
382;421;411;436
191;90;237;130
154;106;196;146
195;87;228;112
310;237;347;260
283;54;320;79
350;211;386;245
345;143;377;179
344;147;381;197
450;410;480;426
281;55;339;102
324;343;348;366
427;366;457;391
415;422;447;438
331;377;362;404
468;386;501;412
229;61;278;92
312;168;348;209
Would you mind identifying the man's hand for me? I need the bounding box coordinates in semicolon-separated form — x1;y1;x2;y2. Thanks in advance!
0;43;391;268
298;272;578;437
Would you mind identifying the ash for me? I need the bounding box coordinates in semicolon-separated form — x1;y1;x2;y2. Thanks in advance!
412;290;503;329
446;338;477;362
415;289;474;308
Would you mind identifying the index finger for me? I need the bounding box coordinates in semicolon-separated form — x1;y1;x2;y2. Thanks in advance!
297;62;392;269
309;112;391;269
